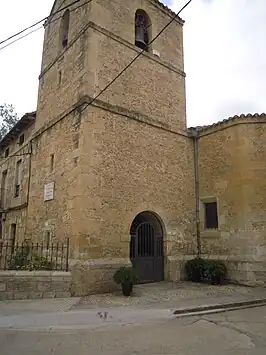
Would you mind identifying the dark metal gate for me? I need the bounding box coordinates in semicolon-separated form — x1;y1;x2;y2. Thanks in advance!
130;213;164;283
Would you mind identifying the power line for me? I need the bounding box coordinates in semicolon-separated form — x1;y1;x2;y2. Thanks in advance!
47;0;67;24
78;0;192;114
0;0;92;52
47;0;92;27
0;0;82;46
33;0;193;140
2;0;192;141
1;0;192;153
0;26;43;51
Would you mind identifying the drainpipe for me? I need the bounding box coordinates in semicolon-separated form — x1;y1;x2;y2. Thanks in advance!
24;141;32;239
191;129;201;256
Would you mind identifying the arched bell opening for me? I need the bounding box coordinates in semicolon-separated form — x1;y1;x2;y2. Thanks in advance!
135;9;152;52
130;211;164;283
59;9;70;49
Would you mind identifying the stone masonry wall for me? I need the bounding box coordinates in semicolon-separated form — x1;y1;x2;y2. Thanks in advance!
0;120;35;242
26;99;196;294
0;271;71;300
91;0;184;69
93;27;186;132
37;0;186;131
26;0;193;294
198;117;266;286
1;209;28;244
36;0;92;130
70;258;131;296
0;131;33;214
91;0;186;132
73;104;196;261
26;111;82;245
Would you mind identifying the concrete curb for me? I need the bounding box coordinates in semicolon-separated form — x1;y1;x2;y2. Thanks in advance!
173;298;266;316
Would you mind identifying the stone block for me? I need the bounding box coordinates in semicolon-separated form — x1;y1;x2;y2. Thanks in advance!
0;292;13;301
0;271;73;300
13;292;28;300
54;291;71;298
33;271;53;277
50;282;70;292
0;293;6;301
51;271;71;279
51;275;72;282
12;280;38;292
37;282;53;292
27;292;44;300
0;283;6;292
6;280;15;292
43;291;56;299
32;276;52;282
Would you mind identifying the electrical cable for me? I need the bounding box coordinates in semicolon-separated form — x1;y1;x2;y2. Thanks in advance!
77;0;192;114
33;0;192;139
0;0;92;51
0;0;82;46
0;26;43;51
2;0;193;155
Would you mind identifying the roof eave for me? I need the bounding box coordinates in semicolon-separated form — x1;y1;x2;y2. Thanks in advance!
0;112;36;150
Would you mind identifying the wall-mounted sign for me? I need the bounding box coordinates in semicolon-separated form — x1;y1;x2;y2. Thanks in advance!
44;182;55;201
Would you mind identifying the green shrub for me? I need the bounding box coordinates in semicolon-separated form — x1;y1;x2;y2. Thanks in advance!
185;258;227;285
25;256;53;271
185;257;206;282
8;249;53;271
113;266;139;285
205;260;227;285
8;246;30;270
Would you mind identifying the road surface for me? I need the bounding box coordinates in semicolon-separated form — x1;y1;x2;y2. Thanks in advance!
1;304;266;354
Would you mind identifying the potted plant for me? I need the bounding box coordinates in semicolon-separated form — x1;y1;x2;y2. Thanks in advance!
205;260;227;285
185;257;206;283
113;266;139;296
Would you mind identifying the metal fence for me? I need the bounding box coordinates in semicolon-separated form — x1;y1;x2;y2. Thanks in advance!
0;239;69;271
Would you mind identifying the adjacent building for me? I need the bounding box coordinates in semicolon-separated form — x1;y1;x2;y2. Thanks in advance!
0;112;35;245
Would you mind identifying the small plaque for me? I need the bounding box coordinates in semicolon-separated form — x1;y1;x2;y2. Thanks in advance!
152;49;161;57
44;182;55;201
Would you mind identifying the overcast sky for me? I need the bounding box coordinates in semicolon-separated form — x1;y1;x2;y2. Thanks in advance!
0;0;265;127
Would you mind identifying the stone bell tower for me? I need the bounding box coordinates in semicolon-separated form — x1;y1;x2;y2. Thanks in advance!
35;0;187;132
28;0;195;294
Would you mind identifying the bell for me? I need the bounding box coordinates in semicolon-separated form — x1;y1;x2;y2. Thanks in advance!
62;35;68;48
135;25;148;50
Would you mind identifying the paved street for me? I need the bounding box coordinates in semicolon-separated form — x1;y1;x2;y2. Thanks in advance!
1;304;266;354
1;282;266;354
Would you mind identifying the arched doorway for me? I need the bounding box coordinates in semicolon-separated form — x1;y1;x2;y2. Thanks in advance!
130;211;164;283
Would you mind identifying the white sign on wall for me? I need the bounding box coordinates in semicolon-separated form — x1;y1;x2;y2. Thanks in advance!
44;182;55;201
152;49;161;57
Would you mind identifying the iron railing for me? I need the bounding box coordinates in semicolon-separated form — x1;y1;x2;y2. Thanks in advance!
0;239;69;271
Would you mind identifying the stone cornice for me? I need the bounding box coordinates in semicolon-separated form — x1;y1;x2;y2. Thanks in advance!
47;0;184;26
33;95;189;142
148;0;184;25
76;95;189;137
188;113;266;137
39;21;185;79
90;22;185;77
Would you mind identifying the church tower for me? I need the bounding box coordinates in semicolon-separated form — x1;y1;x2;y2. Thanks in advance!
36;0;187;131
28;0;195;294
